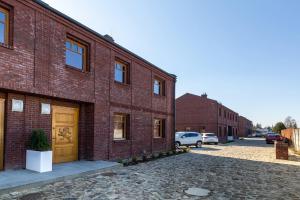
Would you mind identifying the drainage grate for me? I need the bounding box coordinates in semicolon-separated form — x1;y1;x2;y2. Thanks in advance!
185;187;210;197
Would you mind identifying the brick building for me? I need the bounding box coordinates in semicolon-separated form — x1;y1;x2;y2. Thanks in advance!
238;116;253;138
0;0;176;170
176;93;239;142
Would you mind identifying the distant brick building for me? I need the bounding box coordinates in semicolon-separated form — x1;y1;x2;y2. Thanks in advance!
176;93;239;142
238;116;253;137
0;0;176;170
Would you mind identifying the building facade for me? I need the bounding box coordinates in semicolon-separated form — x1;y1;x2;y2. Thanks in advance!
176;93;239;142
238;116;253;138
0;0;176;170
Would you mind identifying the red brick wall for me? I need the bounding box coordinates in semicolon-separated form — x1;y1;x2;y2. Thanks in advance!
0;0;176;169
238;116;253;137
176;93;239;142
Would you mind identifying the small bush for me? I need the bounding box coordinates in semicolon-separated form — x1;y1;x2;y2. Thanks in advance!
123;160;129;166
132;157;137;164
142;155;147;162
29;129;51;151
183;147;191;153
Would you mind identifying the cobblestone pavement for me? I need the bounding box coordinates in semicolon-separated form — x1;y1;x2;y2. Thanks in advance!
1;138;300;200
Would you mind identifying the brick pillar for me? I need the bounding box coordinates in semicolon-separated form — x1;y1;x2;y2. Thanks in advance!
275;141;288;160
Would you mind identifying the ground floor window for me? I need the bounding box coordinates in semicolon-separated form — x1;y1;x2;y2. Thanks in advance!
113;114;129;140
153;119;165;138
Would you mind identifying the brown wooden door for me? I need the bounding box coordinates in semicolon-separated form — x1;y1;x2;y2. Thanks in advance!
52;106;79;164
0;99;4;170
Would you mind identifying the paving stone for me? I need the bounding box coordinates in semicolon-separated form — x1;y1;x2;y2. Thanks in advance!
1;138;300;200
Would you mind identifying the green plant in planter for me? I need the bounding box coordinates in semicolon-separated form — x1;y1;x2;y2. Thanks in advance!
29;129;51;151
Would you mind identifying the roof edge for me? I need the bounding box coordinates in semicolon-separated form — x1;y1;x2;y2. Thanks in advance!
33;0;177;80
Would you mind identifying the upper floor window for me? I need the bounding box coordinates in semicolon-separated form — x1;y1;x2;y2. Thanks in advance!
153;118;165;138
219;108;221;116
0;7;9;44
113;113;130;140
65;37;88;71
153;78;165;96
115;59;130;84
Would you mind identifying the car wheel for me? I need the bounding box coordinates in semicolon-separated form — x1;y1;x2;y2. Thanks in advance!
215;142;218;145
175;142;180;149
196;141;202;148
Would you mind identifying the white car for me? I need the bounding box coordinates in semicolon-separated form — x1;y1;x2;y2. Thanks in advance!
175;132;203;148
202;133;219;144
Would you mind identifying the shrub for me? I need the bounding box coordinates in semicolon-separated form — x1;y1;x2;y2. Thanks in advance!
183;147;191;153
116;159;123;164
29;129;51;151
132;157;137;164
159;152;164;158
142;155;147;162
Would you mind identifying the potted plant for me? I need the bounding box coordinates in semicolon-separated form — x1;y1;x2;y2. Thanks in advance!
26;129;52;173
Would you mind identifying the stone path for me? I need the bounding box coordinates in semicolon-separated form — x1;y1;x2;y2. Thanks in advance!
1;138;300;199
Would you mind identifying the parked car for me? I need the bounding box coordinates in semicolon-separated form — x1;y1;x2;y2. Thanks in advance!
252;132;263;137
266;133;283;144
202;133;219;145
175;132;203;148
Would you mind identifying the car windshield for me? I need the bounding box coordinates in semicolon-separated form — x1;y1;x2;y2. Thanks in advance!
205;133;216;137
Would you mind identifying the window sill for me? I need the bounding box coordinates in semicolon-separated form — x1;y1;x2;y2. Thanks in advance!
153;137;165;140
114;81;130;87
0;42;14;50
65;65;89;73
113;139;130;143
153;94;166;99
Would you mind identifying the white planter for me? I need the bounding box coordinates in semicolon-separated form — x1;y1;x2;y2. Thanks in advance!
26;150;52;173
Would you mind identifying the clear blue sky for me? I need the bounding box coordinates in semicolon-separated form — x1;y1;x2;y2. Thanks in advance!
43;0;300;127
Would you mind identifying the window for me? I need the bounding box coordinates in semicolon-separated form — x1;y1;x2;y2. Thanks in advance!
115;59;129;84
65;37;88;71
219;108;221;116
113;114;129;140
153;119;165;138
190;133;199;137
0;6;9;44
219;126;222;136
153;78;165;96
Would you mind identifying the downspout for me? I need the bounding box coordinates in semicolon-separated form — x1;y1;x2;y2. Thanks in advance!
172;76;177;150
217;103;219;140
